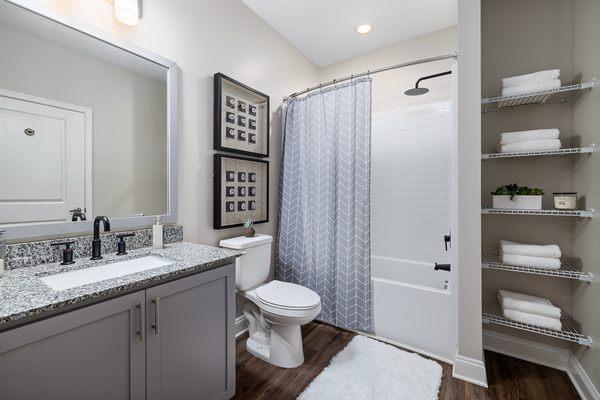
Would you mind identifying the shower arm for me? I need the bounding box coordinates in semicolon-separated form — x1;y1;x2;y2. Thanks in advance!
414;70;452;89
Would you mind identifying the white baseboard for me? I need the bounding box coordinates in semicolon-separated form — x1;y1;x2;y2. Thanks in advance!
483;329;570;370
567;356;600;400
452;350;488;387
483;329;599;400
235;315;248;338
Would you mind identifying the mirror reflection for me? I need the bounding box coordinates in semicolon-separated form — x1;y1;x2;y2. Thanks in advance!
0;2;168;227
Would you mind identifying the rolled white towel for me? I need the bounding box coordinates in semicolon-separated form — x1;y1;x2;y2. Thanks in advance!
498;290;561;319
502;69;560;88
503;308;562;330
497;139;562;153
500;240;561;259
501;79;561;97
499;129;560;145
501;253;561;269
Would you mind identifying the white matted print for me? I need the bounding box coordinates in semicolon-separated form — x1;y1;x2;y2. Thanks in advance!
214;154;268;229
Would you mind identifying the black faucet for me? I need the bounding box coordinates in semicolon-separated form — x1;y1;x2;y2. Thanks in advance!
91;216;111;260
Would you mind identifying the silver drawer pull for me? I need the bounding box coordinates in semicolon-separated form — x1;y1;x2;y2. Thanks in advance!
137;302;145;342
151;297;160;334
24;128;35;136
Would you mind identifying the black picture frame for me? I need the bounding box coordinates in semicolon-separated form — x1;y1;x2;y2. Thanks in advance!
214;73;270;158
214;154;269;229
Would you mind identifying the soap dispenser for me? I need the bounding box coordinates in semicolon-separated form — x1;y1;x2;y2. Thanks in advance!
153;216;164;249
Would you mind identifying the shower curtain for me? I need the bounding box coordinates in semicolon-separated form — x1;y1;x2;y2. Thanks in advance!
277;78;372;332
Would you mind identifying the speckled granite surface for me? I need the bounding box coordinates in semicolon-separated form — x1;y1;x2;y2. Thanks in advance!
0;242;242;329
5;225;184;270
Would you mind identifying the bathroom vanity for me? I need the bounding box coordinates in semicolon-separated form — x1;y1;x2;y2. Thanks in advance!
0;241;241;400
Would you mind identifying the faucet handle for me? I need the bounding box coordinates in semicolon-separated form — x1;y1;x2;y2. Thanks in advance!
51;241;76;265
116;233;135;255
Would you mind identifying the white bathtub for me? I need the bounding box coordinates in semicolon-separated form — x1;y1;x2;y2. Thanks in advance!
371;255;456;363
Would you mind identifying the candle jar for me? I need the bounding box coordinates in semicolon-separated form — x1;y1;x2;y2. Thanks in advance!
553;193;577;210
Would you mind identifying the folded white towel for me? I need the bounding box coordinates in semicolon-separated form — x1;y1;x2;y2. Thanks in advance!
498;290;562;319
499;129;560;145
501;79;562;97
497;139;562;153
503;308;562;330
500;240;562;259
502;69;560;88
501;253;561;269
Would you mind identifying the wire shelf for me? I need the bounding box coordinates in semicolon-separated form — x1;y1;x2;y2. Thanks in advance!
482;146;595;160
481;208;595;218
482;256;593;282
481;79;596;112
483;302;592;347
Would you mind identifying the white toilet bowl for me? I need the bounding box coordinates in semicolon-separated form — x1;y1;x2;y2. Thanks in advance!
220;235;321;368
240;280;321;368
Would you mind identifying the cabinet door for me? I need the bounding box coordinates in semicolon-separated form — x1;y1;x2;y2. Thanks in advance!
146;264;235;400
0;291;146;400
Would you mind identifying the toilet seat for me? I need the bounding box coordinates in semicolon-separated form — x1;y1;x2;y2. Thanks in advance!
256;280;320;311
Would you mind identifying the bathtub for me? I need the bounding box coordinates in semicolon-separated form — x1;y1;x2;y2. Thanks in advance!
371;255;456;363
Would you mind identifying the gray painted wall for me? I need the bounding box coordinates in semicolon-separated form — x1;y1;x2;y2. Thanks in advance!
572;0;600;390
481;0;576;350
457;0;484;367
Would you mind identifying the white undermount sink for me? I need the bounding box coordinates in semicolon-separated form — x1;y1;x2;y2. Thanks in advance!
40;255;175;291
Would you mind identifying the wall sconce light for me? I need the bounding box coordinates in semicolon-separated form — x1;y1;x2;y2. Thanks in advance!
114;0;142;26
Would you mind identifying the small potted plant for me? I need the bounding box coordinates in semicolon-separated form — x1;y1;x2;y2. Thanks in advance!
492;183;544;210
243;218;255;237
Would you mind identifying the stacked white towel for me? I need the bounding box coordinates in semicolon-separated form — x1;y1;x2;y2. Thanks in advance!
501;69;561;96
498;290;562;331
496;129;561;153
499;240;561;269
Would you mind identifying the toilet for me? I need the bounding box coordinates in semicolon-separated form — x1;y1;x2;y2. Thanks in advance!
220;234;321;368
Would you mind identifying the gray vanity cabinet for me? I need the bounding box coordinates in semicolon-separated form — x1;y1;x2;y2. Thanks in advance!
146;264;236;400
0;263;236;400
0;291;146;400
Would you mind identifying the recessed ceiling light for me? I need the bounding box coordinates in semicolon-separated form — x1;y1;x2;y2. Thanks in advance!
356;24;372;34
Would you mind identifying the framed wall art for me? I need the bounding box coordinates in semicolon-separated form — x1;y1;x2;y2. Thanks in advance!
214;73;270;157
213;154;269;229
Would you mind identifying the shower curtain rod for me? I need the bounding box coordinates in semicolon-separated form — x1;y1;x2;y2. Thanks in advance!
284;51;458;100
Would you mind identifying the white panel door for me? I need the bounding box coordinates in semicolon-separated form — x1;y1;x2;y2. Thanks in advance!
0;93;90;225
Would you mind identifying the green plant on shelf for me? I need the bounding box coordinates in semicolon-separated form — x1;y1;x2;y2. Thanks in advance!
491;183;544;200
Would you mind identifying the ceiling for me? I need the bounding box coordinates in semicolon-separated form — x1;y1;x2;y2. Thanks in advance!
241;0;457;67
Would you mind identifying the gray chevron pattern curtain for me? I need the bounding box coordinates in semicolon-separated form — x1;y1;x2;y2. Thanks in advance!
277;78;372;331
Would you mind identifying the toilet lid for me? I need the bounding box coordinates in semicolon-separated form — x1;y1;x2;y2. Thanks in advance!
256;280;321;310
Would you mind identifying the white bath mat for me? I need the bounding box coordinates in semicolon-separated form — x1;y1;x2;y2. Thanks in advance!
298;335;442;400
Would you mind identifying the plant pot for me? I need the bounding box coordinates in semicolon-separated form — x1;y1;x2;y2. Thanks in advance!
243;228;255;237
492;195;542;210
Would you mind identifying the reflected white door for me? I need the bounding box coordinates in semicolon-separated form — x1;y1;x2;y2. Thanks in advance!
0;91;91;226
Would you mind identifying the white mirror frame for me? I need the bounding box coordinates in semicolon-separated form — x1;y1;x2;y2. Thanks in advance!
2;0;178;240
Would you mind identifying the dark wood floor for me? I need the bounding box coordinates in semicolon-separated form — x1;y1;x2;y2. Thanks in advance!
232;321;580;400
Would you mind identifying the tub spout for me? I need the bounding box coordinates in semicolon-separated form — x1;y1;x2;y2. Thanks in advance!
434;263;451;272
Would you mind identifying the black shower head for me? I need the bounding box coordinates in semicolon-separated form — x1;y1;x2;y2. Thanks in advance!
404;87;430;96
405;70;452;96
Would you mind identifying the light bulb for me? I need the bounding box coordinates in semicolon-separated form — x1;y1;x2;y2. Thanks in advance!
115;0;139;26
356;24;372;34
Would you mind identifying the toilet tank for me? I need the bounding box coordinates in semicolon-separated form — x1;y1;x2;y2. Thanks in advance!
219;234;273;290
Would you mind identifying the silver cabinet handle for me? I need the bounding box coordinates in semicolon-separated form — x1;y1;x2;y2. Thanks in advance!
137;302;145;342
151;297;160;334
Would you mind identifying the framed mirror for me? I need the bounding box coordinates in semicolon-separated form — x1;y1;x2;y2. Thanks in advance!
0;1;178;240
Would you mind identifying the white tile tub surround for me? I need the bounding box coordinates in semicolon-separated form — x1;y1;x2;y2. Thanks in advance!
371;100;456;363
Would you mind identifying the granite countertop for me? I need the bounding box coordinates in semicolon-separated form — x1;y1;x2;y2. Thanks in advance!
0;242;242;329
